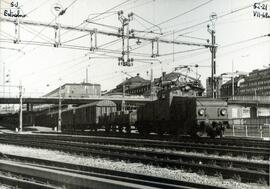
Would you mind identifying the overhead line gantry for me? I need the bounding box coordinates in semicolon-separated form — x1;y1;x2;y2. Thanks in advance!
0;11;218;98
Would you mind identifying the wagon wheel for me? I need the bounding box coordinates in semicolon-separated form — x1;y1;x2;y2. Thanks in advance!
112;125;117;132
219;129;224;138
118;125;123;133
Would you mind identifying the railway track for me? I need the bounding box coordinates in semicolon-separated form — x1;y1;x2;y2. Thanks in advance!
38;130;270;149
0;173;58;189
3;133;269;159
0;134;269;185
0;153;226;189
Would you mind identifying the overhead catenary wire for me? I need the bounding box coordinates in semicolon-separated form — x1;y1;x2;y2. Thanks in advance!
87;0;132;22
0;46;23;52
84;20;119;30
0;30;16;39
133;13;162;34
91;0;154;22
159;47;207;57
2;1;269;92
178;35;208;42
2;0;79;66
19;55;87;79
61;0;133;37
146;0;213;33
62;33;90;44
220;33;270;48
161;0;270;38
162;38;270;71
20;25;54;43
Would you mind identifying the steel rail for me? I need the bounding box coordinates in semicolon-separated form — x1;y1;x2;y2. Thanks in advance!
37;130;270;148
3;133;269;159
0;136;268;184
0;174;59;189
0;159;159;189
0;153;225;189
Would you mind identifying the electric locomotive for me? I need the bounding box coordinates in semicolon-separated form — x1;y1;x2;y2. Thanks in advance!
136;86;229;138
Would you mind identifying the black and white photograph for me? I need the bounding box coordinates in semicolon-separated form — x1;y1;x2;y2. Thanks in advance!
0;0;269;188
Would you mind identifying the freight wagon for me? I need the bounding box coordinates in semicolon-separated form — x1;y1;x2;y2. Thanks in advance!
35;100;116;131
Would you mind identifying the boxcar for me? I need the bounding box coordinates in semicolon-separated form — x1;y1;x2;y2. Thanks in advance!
70;100;117;131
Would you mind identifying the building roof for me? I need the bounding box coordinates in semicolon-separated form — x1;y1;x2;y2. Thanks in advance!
44;82;100;97
222;76;245;86
117;74;150;87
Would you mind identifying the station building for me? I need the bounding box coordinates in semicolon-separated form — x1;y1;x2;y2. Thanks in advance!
106;73;151;96
44;83;101;98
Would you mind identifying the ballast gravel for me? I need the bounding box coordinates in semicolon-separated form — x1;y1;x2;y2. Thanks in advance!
0;143;268;189
90;143;269;164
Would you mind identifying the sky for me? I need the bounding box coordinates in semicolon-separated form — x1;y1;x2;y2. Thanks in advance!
0;0;269;97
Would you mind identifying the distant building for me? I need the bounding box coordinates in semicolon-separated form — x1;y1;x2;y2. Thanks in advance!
206;75;230;98
44;83;101;98
106;73;151;96
220;76;246;97
239;67;270;96
107;71;204;97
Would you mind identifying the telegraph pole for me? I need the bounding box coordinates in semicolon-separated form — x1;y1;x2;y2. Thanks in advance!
122;83;125;111
19;83;23;132
150;62;154;101
3;62;5;97
207;12;218;98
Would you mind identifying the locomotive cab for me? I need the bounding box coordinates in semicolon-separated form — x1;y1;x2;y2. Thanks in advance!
195;98;229;138
136;85;229;138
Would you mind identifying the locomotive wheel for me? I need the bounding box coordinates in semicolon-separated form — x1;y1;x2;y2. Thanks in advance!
118;126;123;133
112;125;117;132
126;126;131;134
138;127;149;135
196;131;204;137
157;129;164;136
105;125;110;132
